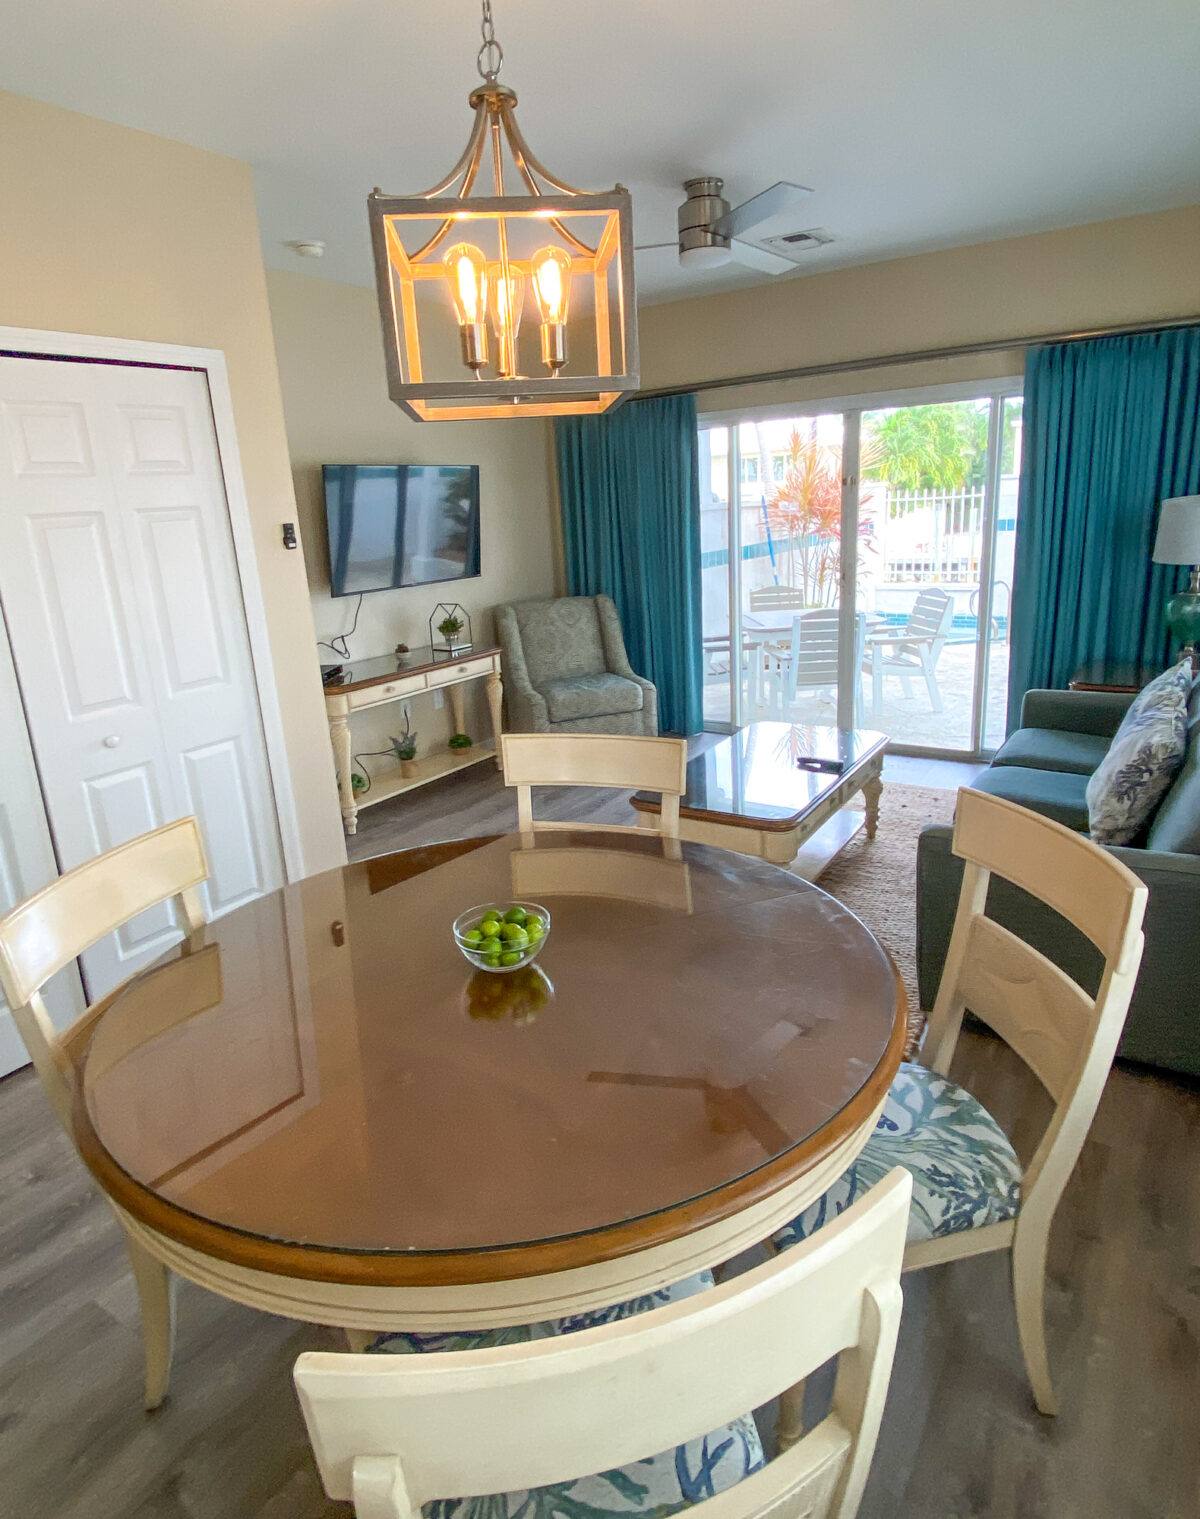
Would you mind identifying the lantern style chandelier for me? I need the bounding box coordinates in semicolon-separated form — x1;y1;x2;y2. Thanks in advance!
368;0;640;422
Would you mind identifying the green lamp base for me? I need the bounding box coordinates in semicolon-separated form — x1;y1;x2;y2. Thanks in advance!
1166;588;1200;652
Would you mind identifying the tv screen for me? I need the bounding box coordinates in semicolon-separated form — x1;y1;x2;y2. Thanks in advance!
323;464;480;597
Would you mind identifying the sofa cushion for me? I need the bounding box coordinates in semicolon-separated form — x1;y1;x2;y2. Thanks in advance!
514;597;607;688
1086;658;1192;845
971;764;1091;831
1144;674;1200;854
544;672;644;723
992;726;1111;776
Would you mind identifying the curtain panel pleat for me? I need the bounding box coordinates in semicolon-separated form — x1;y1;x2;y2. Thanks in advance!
555;393;704;735
1007;325;1200;725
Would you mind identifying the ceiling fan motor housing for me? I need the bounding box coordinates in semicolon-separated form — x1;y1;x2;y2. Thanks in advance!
678;176;733;267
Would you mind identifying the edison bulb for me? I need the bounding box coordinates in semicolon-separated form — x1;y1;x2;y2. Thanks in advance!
442;243;489;370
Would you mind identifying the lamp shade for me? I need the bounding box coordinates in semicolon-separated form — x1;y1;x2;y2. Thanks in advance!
1153;496;1200;564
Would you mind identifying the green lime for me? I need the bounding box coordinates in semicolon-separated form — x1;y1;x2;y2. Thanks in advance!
525;916;544;939
463;928;483;947
502;923;528;945
480;912;501;929
480;922;501;941
484;951;502;967
500;949;522;966
502;905;528;925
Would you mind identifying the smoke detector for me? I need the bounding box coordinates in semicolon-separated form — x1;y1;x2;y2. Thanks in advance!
286;239;326;259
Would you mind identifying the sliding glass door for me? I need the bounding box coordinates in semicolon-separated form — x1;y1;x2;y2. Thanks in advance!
699;382;1022;756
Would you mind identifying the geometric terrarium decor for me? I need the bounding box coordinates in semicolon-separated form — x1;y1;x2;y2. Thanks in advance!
367;0;639;423
429;602;473;655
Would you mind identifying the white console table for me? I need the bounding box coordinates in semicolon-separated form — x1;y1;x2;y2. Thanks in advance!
323;645;503;836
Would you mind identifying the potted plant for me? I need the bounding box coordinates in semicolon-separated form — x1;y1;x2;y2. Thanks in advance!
391;712;419;777
448;732;473;751
437;612;464;642
429;602;472;654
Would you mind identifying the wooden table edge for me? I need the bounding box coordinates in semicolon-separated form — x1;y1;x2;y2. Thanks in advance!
67;954;908;1290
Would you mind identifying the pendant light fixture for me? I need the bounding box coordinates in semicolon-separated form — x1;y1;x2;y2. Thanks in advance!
368;0;639;422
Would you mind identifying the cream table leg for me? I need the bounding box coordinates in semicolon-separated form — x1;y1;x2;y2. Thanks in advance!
862;768;883;841
448;681;467;739
485;671;504;768
125;1231;175;1411
330;712;357;836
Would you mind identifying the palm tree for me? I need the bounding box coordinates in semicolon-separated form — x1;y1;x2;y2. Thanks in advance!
764;430;844;605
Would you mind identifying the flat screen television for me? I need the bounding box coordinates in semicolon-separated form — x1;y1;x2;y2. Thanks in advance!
323;464;480;597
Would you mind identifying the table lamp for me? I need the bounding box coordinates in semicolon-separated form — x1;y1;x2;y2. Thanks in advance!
1152;495;1200;653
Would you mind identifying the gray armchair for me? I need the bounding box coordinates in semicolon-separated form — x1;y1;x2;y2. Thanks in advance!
494;595;659;736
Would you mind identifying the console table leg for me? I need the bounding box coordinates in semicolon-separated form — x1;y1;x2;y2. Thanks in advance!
447;682;466;739
330;713;357;836
862;769;883;841
485;671;504;769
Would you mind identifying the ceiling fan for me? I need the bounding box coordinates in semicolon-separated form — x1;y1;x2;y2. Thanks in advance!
636;176;829;275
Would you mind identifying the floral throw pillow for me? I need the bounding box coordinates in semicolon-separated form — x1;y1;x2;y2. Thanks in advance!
1086;658;1194;845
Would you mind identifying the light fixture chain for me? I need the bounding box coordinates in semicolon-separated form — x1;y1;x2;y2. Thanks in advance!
477;0;503;81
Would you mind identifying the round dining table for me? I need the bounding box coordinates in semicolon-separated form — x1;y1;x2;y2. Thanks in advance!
66;827;905;1356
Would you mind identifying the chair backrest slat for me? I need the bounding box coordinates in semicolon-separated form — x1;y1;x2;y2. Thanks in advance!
500;734;687;839
0;818;208;1010
295;1169;911;1519
0;817;209;1131
923;789;1146;1213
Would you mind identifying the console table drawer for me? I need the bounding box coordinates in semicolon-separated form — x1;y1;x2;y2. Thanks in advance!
439;654;496;684
347;673;427;710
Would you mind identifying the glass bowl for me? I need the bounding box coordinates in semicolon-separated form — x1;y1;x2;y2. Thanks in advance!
452;901;551;974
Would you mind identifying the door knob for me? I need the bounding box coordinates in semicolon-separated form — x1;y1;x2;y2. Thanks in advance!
103;735;122;748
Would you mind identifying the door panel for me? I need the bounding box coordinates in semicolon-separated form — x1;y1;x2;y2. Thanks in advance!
0;356;283;1001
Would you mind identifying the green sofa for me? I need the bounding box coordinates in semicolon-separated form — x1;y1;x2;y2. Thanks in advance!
916;681;1200;1076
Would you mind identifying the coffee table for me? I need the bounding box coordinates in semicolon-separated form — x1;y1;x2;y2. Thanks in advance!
632;722;888;867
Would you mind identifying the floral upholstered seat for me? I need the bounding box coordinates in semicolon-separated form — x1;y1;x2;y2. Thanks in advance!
773;1062;1022;1250
367;1271;764;1519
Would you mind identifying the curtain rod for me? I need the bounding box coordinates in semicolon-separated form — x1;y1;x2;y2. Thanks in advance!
634;313;1200;401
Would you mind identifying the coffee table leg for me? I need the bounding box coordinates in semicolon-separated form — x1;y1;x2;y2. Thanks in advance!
862;770;882;841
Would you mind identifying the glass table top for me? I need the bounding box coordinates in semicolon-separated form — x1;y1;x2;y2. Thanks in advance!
636;724;888;829
78;829;899;1258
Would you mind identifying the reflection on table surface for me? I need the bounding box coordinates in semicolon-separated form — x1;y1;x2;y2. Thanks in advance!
79;828;897;1258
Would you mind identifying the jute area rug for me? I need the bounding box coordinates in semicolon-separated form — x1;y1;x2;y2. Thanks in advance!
815;782;957;1055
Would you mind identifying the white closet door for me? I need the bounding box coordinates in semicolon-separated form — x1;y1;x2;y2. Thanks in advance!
0;635;85;1075
0;357;284;999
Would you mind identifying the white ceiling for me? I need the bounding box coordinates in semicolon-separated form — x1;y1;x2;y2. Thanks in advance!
5;0;1200;303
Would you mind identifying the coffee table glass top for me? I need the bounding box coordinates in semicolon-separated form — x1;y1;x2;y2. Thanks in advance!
75;828;900;1260
634;724;887;831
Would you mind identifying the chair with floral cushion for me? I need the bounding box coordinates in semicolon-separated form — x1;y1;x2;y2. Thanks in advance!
773;787;1147;1415
294;1169;912;1519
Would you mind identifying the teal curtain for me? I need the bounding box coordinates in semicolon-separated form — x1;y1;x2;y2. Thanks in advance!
1008;325;1200;724
555;394;704;734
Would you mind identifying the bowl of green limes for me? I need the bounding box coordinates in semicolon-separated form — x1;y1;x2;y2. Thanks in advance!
453;901;550;973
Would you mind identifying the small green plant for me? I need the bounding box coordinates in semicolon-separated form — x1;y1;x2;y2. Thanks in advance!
391;733;417;762
448;732;473;750
437;613;465;639
350;770;368;794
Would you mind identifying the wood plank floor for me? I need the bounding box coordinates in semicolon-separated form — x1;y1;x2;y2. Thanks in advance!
3;754;1196;1519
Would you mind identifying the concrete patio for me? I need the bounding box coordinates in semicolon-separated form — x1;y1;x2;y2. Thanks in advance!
704;638;1011;753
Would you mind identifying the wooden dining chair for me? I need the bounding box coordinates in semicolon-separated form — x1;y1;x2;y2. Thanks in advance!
500;731;688;837
295;1168;912;1519
0;816;210;1409
773;788;1147;1415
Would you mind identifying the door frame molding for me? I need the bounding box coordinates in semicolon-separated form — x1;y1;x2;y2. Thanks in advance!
0;326;303;881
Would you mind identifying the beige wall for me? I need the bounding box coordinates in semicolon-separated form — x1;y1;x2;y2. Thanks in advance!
640;205;1200;414
0;90;346;874
267;269;559;762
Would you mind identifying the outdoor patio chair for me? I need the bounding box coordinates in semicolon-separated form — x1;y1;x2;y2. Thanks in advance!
863;588;954;719
749;609;866;725
748;584;808;614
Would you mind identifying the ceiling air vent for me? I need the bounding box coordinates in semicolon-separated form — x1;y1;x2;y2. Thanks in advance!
762;227;835;252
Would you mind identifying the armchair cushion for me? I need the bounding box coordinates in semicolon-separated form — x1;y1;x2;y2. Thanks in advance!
772;1063;1020;1250
992;726;1111;776
366;1270;765;1519
544;672;645;723
513;596;607;688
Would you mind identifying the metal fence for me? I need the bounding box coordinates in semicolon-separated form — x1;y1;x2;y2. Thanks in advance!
872;486;985;585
